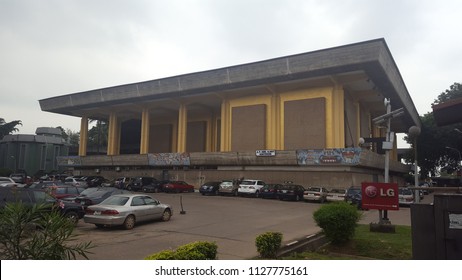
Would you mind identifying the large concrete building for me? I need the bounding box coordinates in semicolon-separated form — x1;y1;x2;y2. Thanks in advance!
39;38;421;188
0;127;69;176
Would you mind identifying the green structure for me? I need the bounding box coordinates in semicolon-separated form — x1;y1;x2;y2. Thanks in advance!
0;127;69;177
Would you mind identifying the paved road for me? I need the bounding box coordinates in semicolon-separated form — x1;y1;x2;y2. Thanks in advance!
73;192;421;260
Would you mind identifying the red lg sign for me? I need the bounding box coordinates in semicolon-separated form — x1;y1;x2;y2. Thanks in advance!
361;182;399;210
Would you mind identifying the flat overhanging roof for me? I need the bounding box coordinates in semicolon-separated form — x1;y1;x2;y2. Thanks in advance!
432;97;462;126
39;38;421;132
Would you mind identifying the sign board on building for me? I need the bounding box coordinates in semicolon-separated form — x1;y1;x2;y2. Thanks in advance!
361;182;399;211
256;150;276;157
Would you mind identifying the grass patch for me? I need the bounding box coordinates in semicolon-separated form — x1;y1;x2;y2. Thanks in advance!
284;224;412;260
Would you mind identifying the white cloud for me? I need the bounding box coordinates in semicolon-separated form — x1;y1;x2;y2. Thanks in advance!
0;0;460;135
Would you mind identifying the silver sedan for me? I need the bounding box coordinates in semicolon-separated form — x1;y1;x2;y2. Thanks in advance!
83;194;173;230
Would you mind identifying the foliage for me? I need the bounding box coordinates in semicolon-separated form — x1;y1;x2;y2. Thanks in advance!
255;231;283;259
284;225;412;260
313;202;361;245
145;241;218;260
0;202;93;260
88;120;108;153
0;118;22;140
403;82;462;178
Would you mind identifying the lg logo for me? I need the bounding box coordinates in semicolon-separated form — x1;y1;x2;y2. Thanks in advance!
364;185;395;198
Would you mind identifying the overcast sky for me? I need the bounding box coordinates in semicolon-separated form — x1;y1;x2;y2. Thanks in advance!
1;0;461;141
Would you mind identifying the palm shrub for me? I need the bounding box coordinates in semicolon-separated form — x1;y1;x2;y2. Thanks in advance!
0;202;93;260
313;202;361;245
255;231;283;258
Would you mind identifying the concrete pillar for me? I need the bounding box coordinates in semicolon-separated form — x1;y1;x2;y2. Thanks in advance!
177;104;187;153
107;112;119;155
78;116;88;156
140;108;150;154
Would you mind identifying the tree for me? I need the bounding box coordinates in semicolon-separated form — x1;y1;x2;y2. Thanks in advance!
403;83;462;178
88;120;108;154
0;203;93;260
0;118;22;140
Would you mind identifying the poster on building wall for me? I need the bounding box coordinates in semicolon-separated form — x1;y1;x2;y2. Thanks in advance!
148;153;190;166
296;148;361;165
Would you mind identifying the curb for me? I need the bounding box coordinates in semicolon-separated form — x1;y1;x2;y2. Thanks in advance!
276;232;329;257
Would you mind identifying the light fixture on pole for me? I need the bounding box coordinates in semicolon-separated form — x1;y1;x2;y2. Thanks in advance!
408;126;421;203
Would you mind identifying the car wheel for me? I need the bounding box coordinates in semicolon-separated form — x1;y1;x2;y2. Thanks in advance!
255;191;260;198
233;190;238;196
162;209;172;221
154;187;159;193
295;195;301;202
64;211;79;224
123;215;136;230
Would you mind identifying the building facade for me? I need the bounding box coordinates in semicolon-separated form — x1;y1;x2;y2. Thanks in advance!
0;127;69;176
39;39;421;188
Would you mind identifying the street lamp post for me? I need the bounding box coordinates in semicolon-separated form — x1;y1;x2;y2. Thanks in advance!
408;126;421;203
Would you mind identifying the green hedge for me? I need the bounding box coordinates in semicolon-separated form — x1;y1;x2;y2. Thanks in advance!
145;241;218;260
255;232;283;259
313;202;361;245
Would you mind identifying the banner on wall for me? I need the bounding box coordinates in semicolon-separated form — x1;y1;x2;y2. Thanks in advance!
296;148;361;165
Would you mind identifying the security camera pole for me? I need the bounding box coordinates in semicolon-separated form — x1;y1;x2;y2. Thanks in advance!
372;99;404;223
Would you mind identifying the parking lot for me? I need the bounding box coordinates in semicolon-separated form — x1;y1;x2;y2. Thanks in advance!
71;191;416;260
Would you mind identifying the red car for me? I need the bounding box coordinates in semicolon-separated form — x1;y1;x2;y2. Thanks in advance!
163;181;195;193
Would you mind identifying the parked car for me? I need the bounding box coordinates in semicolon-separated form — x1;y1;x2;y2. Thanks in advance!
218;179;241;196
9;173;27;184
127;177;157;192
303;186;329;203
142;180;170;193
278;184;306;201
45;185;85;199
64;177;88;188
326;188;348;202
260;184;283;199
0;186;85;223
199;181;222;195
114;177;135;189
163;181;195;193
83;194;173;229
398;187;415;206
0;177;18;187
71;187;131;208
345;186;364;209
85;176;106;188
238;179;266;197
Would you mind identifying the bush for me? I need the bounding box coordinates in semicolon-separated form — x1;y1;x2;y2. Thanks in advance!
145;249;176;260
0;202;93;259
255;232;283;258
145;241;218;260
313;202;361;245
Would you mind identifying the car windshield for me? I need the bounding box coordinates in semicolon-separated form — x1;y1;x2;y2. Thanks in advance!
329;189;345;193
241;180;255;185
399;188;413;195
308;187;321;192
79;188;100;196
102;196;129;206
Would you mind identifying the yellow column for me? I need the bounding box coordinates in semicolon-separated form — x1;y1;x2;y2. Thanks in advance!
140;108;150;154
107;112;118;155
329;86;345;148
206;116;212;152
177;104;187;153
78;116;88;156
220;100;230;151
